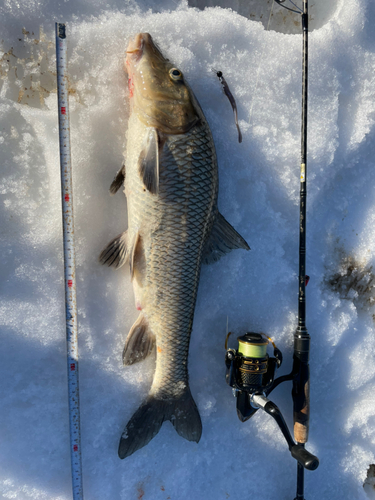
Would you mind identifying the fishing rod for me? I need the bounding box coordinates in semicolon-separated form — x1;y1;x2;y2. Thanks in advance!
56;22;84;500
224;1;319;498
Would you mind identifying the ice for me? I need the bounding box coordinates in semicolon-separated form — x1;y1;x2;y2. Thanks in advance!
1;0;375;498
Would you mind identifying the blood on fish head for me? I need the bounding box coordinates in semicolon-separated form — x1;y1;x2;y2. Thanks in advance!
125;33;199;134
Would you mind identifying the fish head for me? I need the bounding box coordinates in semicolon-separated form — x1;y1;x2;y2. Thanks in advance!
125;33;199;134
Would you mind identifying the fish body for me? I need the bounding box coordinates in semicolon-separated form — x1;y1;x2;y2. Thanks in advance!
100;33;249;459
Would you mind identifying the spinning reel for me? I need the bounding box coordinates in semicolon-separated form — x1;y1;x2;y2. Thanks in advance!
225;332;319;472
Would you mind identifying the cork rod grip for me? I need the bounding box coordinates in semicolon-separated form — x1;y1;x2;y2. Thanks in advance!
293;364;310;444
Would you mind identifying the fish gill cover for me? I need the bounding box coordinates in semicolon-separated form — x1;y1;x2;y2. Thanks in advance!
1;0;375;499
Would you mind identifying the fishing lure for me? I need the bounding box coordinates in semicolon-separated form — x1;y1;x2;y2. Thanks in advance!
215;70;242;144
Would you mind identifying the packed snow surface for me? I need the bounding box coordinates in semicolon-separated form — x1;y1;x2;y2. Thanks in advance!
1;0;375;499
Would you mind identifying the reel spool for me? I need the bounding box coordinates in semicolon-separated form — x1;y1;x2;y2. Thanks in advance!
225;331;282;410
237;333;269;390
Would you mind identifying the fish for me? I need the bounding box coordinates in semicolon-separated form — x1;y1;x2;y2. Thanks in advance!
100;33;249;459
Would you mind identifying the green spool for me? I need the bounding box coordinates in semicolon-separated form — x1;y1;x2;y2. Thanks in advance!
237;333;268;358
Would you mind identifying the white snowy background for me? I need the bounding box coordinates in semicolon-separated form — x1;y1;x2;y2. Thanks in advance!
1;0;375;498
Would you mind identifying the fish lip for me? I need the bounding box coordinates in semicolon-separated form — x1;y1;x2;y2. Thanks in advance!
126;33;145;63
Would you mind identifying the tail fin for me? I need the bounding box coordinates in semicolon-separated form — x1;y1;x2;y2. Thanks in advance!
118;388;202;459
170;389;202;442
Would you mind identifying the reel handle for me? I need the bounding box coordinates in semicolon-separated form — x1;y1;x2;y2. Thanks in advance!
290;444;318;471
251;395;318;471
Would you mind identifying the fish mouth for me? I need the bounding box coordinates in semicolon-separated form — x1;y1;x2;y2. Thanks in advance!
125;34;144;77
125;33;165;68
125;33;152;67
126;33;144;56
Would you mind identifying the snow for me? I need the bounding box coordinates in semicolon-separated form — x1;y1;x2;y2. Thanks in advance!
1;0;375;498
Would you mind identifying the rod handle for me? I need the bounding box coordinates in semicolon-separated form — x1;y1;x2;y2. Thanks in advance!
293;361;310;443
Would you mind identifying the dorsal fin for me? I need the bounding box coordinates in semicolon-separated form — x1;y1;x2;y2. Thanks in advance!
202;212;250;264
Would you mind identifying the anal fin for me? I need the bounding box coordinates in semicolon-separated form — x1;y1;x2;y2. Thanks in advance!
123;313;155;366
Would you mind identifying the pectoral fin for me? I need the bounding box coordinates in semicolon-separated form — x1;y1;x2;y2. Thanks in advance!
138;128;159;194
110;164;125;194
129;230;140;280
202;212;250;264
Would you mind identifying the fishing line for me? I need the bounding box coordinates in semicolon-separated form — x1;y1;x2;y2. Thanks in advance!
288;0;302;13
275;0;302;14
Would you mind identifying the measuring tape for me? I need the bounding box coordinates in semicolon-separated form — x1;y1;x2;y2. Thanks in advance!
56;22;84;500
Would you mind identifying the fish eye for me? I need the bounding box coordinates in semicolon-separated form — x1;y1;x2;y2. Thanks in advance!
169;68;183;81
